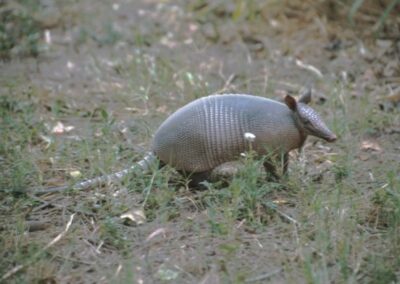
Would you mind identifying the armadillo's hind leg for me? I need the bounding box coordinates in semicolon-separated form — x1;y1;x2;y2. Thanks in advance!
177;170;212;189
157;160;166;169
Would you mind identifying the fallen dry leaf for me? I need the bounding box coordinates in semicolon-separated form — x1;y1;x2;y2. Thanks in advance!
272;199;289;205
120;207;146;225
358;153;370;161
156;105;168;113
360;140;382;152
51;121;75;134
39;134;53;148
145;228;167;242
69;170;82;178
26;220;51;232
156;264;179;281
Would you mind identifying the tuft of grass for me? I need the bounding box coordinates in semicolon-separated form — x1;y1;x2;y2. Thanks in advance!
370;171;400;230
0;1;43;58
199;152;287;231
348;0;400;32
0;85;43;193
99;218;130;251
365;170;400;281
92;22;122;46
139;168;181;222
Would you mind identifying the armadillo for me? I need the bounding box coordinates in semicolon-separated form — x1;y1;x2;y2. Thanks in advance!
32;91;336;194
152;92;336;182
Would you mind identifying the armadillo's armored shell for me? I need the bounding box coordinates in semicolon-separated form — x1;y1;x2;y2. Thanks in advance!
151;94;304;173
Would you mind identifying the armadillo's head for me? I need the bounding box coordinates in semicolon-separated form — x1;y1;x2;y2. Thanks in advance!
285;95;337;142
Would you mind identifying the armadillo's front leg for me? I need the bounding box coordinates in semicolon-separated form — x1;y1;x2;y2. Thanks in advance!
263;152;289;180
282;153;289;175
263;159;279;181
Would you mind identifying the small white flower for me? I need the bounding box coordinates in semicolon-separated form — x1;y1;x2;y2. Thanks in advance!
44;29;51;44
244;132;256;142
112;3;120;10
67;61;74;70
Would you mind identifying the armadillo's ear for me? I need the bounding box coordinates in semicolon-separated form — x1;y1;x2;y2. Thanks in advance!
284;95;297;111
298;88;312;104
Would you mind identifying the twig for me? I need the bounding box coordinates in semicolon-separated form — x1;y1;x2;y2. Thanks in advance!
1;214;75;281
274;208;300;225
265;203;300;225
295;59;323;79
28;193;65;212
52;252;94;266
114;264;123;278
245;268;283;282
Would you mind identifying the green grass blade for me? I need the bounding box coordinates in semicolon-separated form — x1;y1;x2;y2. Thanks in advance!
349;0;365;25
375;0;400;31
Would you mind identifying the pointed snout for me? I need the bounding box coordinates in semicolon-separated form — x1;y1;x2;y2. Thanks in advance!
313;120;337;143
309;123;337;143
310;123;337;142
323;132;337;142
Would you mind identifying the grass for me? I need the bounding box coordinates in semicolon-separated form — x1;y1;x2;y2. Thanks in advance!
0;0;43;58
0;85;42;192
1;0;400;283
1;72;398;283
348;0;400;32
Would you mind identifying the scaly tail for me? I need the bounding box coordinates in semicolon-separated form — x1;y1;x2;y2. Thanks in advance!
31;153;157;195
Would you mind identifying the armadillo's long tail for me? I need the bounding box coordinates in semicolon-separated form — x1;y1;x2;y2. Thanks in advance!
30;153;157;195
